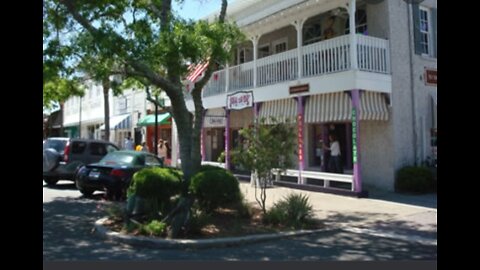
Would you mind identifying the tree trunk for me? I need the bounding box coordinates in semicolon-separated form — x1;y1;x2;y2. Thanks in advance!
59;102;65;137
102;78;110;141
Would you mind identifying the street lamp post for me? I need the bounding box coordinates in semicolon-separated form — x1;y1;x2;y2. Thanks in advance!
154;94;159;156
78;96;82;138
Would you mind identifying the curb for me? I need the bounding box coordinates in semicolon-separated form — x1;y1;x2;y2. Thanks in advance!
94;217;332;249
338;226;437;246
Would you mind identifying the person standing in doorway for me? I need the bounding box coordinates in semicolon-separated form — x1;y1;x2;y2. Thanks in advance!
157;139;168;161
324;134;343;173
124;134;134;150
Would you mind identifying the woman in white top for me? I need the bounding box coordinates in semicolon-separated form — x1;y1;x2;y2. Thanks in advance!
157;139;168;161
324;134;343;173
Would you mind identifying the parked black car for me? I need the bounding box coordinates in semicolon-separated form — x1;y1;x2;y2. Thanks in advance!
43;138;119;185
75;150;164;199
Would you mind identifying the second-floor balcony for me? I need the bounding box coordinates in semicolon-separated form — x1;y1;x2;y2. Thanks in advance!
201;34;390;98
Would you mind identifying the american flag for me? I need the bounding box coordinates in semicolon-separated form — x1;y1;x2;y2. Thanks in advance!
186;60;209;83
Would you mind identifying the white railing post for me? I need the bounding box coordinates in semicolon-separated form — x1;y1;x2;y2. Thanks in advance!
349;0;358;70
251;36;259;88
293;19;305;79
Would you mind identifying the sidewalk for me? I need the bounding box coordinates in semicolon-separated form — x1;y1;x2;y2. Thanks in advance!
238;182;437;244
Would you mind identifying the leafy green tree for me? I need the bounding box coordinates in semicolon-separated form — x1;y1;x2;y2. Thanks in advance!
43;0;243;237
231;117;297;214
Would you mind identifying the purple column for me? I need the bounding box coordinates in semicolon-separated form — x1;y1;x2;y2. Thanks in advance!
345;122;352;169
296;96;305;184
200;110;206;161
351;89;362;193
225;108;231;170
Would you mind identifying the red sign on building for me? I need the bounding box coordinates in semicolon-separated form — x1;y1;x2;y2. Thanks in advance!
425;68;437;86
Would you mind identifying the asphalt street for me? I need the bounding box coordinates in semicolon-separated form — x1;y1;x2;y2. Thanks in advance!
43;181;436;261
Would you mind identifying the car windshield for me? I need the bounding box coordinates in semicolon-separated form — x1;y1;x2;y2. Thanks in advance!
44;139;68;153
98;152;139;166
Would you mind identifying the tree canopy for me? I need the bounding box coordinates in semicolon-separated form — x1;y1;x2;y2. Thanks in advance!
44;0;244;237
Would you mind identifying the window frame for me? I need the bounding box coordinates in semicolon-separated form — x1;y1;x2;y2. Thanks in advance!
419;6;433;57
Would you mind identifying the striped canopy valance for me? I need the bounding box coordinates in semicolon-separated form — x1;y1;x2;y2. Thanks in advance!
304;91;389;123
258;98;297;124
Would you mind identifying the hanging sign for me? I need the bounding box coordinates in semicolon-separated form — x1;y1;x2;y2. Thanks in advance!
297;114;304;163
425;68;437;86
227;91;254;110
352;108;358;164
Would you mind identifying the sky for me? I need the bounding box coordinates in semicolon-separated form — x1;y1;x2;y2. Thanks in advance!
44;0;237;114
173;0;232;20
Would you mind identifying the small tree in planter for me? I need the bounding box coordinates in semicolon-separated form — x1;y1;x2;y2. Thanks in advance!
231;117;296;214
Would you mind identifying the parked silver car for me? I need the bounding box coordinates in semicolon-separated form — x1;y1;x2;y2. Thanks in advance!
43;137;119;186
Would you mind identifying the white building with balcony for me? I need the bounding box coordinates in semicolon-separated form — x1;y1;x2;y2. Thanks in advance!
63;80;154;148
173;0;437;193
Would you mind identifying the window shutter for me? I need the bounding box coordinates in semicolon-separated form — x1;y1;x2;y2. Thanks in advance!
431;8;437;58
412;3;422;55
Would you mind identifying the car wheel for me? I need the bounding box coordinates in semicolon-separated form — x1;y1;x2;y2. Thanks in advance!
79;188;94;197
44;177;58;186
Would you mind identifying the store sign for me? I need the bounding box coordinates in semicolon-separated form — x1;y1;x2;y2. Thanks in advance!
289;84;309;94
205;116;225;127
352;108;358;164
297;114;304;163
227;91;254;110
425;68;437;86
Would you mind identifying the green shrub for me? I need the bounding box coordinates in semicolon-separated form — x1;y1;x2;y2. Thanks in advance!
127;167;182;217
189;169;242;213
395;166;435;194
264;193;314;229
128;167;181;199
199;164;225;172
139;220;167;237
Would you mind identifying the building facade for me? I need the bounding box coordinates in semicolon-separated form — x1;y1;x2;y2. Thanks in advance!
63;80;153;148
172;0;437;192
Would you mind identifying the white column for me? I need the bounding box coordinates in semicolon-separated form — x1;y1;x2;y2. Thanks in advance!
251;36;259;88
349;0;358;70
293;19;305;79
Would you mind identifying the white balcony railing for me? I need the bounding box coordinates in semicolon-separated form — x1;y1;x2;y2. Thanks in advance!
257;48;298;87
200;34;390;98
356;34;391;74
228;61;254;92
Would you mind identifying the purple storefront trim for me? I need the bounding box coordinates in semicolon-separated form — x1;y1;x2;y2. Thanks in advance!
224;108;230;170
200;110;206;161
296;96;305;184
351;89;362;193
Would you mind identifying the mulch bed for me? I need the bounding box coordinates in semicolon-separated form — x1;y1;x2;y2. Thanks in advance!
102;204;324;239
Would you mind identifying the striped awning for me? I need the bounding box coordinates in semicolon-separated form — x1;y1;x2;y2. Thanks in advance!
305;91;389;123
258;98;297;124
99;114;131;130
